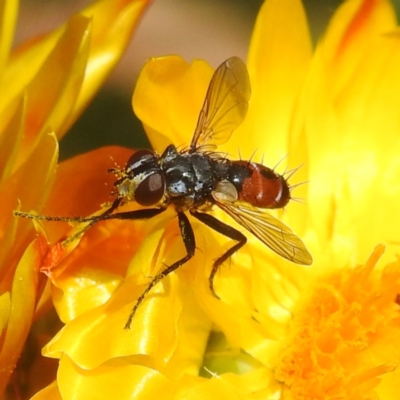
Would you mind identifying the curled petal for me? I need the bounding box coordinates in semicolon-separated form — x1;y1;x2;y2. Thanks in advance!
133;56;213;153
57;355;173;400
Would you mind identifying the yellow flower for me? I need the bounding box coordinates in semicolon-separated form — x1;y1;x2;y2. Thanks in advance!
0;0;150;398
19;0;400;399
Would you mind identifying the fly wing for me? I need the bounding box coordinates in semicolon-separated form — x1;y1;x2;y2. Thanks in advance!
190;57;251;152
214;196;313;265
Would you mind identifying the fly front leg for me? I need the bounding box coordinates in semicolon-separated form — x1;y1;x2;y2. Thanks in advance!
124;211;196;329
190;210;246;298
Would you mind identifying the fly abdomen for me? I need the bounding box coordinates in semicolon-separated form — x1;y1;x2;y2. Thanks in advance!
228;161;290;209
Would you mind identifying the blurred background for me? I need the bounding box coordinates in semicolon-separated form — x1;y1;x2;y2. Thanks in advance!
14;0;400;160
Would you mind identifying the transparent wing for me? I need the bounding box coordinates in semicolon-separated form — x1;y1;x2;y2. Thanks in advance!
214;197;313;265
190;57;251;152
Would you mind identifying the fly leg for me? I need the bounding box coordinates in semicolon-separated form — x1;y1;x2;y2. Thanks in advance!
190;211;246;298
73;197;123;234
14;197;124;225
124;211;196;329
63;202;164;245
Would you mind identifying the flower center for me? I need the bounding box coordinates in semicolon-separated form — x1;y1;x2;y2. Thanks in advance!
274;245;399;398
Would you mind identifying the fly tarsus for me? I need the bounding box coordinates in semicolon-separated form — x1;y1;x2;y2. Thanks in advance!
190;210;246;299
124;211;196;329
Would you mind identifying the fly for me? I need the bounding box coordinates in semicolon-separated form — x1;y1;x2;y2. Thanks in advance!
15;57;312;329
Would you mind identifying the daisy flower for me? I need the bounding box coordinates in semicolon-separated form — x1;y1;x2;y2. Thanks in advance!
16;0;400;398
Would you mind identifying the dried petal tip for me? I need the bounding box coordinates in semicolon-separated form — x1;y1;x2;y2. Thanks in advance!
275;245;400;398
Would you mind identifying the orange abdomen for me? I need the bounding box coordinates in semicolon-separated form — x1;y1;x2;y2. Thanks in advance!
233;161;290;209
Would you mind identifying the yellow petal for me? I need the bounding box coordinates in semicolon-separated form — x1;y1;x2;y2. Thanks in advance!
161;266;212;378
0;233;46;394
43;220;180;367
295;0;400;266
43;215;212;381
57;355;173;400
0;291;10;337
68;0;151;132
30;381;62;400
0;0;17;76
2;0;150;140
133;56;213;153
44;274;180;369
220;368;279;398
321;0;396;72
231;0;312;163
0;94;24;183
2;29;61;121
22;14;90;154
174;374;243;400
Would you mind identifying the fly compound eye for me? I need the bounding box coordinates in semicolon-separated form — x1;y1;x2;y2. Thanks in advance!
126;149;156;172
134;173;165;206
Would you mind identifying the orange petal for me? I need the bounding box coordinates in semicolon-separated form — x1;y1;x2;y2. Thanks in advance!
1;129;58;283
274;246;400;397
42;146;132;243
47;216;142;322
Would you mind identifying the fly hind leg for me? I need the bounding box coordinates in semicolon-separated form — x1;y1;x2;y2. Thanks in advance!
190;210;246;298
124;211;196;329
